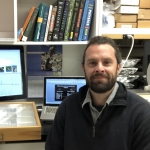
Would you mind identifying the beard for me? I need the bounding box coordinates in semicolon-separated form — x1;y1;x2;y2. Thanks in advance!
85;71;117;93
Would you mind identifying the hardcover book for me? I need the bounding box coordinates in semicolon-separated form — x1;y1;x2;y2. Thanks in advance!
52;0;65;41
82;0;95;41
78;0;89;41
64;0;76;41
59;0;70;41
39;5;49;41
72;0;86;41
44;5;53;42
69;0;81;41
17;6;35;42
22;7;39;42
33;3;46;41
47;6;57;41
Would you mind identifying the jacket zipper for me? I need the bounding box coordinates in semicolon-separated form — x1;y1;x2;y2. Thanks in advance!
92;106;108;137
92;125;95;137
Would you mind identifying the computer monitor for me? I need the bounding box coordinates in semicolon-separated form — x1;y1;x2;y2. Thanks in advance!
0;45;27;101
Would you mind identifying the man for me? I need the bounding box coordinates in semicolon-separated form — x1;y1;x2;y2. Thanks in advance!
45;36;150;150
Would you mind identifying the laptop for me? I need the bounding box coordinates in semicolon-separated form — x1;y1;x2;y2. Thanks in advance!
40;76;86;121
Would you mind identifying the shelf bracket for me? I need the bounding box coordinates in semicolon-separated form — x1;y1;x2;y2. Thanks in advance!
123;34;134;39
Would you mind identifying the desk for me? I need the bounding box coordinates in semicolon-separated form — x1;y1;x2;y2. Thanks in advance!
0;121;50;150
0;122;50;150
0;142;45;150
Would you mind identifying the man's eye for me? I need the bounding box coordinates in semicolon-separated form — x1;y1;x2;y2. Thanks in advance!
90;62;96;65
89;62;96;65
104;61;110;65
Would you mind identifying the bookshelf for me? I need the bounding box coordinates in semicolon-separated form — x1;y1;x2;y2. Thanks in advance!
1;0;150;44
0;0;99;45
98;1;150;39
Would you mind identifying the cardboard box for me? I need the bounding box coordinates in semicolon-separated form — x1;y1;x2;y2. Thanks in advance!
139;0;150;8
115;6;139;14
115;0;139;6
138;20;150;28
114;14;137;23
0;102;41;142
138;9;150;19
116;23;137;28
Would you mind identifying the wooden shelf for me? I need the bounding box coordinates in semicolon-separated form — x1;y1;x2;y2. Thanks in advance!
101;28;150;39
16;41;88;45
0;41;88;45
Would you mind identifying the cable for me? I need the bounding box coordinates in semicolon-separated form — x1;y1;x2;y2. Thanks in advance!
120;34;134;71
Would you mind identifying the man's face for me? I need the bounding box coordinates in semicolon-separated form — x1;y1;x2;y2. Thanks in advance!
82;44;121;93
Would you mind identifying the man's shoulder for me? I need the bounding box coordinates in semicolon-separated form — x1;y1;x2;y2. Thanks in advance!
127;90;148;101
127;90;150;110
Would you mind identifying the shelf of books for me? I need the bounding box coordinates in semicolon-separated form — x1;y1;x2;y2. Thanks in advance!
12;0;99;45
2;0;150;44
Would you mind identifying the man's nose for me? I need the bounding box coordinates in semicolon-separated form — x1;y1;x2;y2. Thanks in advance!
95;63;104;73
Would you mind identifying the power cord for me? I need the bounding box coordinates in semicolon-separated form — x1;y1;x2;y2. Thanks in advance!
120;34;134;71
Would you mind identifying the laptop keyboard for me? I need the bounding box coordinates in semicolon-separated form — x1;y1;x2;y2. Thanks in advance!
44;106;58;114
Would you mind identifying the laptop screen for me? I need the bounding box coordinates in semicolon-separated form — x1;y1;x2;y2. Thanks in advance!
44;77;86;106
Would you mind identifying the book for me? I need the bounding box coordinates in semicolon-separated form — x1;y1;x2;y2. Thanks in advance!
17;6;35;42
52;0;65;41
59;0;70;41
44;5;53;42
39;5;50;41
47;6;57;41
78;0;89;41
82;0;95;41
69;0;81;41
64;0;76;41
72;0;86;41
21;7;39;42
33;3;46;41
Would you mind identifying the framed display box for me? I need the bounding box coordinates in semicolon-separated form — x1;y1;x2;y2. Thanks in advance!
0;102;41;141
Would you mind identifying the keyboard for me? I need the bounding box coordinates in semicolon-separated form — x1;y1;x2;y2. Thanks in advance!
44;106;58;114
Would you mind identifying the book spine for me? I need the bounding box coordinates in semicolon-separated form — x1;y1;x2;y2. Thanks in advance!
59;0;70;41
72;0;86;41
22;7;39;42
78;0;89;41
39;5;49;41
47;6;57;41
64;0;76;41
33;3;46;41
82;0;95;41
17;6;35;41
44;5;53;42
69;0;81;41
52;0;65;41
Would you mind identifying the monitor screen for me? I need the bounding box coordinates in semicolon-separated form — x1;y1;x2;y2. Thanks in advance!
44;77;86;105
0;45;27;101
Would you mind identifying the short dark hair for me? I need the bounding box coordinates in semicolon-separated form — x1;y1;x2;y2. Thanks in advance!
82;36;122;65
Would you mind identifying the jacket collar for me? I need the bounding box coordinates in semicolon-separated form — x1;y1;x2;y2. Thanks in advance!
79;81;127;107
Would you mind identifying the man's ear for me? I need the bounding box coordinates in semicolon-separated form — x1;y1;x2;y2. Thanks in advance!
117;64;121;76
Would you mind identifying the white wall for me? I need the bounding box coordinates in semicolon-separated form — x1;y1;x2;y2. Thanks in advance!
62;45;86;76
